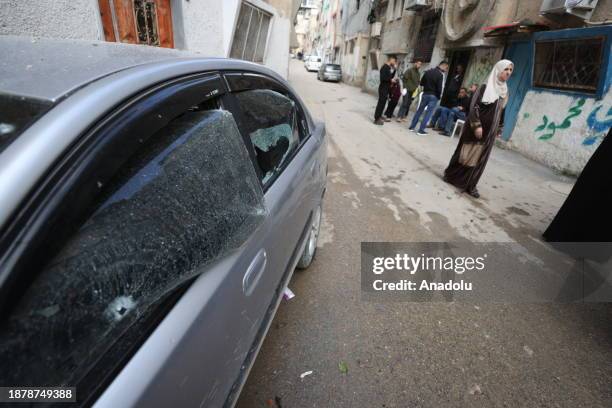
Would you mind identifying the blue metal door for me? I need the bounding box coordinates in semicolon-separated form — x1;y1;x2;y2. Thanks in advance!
502;41;532;140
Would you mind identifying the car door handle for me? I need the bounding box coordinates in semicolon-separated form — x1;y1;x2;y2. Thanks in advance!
243;249;267;296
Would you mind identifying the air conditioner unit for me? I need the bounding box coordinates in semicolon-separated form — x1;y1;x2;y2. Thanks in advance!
371;22;382;37
540;0;599;20
405;0;432;11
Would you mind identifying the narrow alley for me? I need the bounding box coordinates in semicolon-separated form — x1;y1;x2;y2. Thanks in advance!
236;60;612;408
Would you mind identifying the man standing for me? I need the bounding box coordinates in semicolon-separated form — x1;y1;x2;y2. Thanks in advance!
396;59;422;122
409;60;448;135
442;65;464;108
374;55;397;125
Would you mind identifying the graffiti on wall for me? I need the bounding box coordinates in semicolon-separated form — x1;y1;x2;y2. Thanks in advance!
586;105;612;132
535;98;585;141
342;59;357;84
366;69;380;92
463;48;502;87
534;99;611;146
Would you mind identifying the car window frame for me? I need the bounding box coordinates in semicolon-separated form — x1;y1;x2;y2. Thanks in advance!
0;72;255;404
222;71;313;191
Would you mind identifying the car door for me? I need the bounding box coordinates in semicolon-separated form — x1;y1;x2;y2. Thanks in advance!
223;72;324;303
0;73;278;407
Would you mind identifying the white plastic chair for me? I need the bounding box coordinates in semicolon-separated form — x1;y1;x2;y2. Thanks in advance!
451;119;465;139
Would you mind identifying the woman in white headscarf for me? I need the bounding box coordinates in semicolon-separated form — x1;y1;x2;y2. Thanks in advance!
443;59;513;198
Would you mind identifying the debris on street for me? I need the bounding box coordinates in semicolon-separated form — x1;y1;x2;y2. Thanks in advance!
283;287;295;300
300;370;313;379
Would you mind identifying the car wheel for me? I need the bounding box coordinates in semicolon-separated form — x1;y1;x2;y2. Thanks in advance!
297;204;322;269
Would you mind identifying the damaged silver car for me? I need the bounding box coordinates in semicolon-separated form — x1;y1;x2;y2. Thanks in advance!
0;37;326;407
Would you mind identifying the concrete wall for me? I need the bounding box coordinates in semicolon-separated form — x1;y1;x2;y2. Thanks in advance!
172;0;225;56
365;64;380;93
381;12;415;55
0;0;292;79
196;0;292;78
439;0;540;48
341;33;369;85
591;0;612;21
509;89;612;175
266;20;291;78
0;0;103;40
341;0;370;37
340;0;370;85
265;0;292;78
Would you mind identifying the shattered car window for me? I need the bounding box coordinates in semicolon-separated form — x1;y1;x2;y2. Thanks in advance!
0;109;265;387
234;89;299;184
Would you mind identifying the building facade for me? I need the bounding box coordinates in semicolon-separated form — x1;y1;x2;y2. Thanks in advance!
294;0;322;55
315;0;344;63
340;0;372;85
337;0;611;175
436;0;611;175
0;0;300;78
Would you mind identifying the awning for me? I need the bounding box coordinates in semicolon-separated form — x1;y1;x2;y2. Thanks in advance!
484;20;550;37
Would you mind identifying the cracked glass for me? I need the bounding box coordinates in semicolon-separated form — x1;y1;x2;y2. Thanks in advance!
0;109;266;387
234;89;299;185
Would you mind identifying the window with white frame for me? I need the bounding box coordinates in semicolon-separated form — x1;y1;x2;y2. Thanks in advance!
230;2;273;63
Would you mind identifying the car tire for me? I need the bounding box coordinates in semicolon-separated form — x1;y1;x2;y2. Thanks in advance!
297;204;322;269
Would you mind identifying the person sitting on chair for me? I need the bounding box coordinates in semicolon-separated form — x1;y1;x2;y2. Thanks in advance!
435;88;471;136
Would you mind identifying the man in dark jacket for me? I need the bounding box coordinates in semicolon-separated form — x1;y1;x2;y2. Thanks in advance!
374;55;398;125
409;60;448;135
441;65;464;108
437;87;470;136
396;59;422;122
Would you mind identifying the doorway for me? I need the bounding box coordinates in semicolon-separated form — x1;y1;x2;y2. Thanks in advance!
441;49;472;107
98;0;174;48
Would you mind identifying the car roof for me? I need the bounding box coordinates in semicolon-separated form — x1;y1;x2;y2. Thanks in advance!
0;35;205;102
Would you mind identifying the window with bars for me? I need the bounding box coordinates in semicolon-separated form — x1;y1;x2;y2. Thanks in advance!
413;11;440;63
533;37;604;94
133;0;160;46
230;2;273;63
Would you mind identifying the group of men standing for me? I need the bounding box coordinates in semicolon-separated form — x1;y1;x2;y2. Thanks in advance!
374;55;476;137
